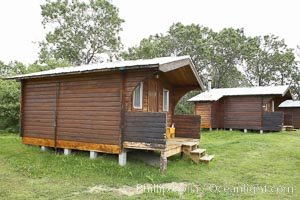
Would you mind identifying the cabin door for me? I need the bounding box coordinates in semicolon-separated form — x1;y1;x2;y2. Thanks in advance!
148;78;158;112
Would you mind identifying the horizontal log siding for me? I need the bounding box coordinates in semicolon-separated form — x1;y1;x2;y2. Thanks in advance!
212;99;224;128
194;102;211;128
223;96;263;130
124;69;157;112
123;112;166;148
172;115;201;139
158;76;173;127
263;112;284;131
23;81;56;139
279;108;300;128
22;72;122;146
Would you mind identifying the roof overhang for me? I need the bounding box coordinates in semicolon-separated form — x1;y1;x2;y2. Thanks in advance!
188;85;294;102
3;56;204;90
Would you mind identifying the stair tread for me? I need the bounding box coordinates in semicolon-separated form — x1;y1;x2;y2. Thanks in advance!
191;148;206;154
182;142;198;146
200;155;215;161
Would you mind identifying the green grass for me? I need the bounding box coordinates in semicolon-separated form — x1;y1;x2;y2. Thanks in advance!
0;130;299;199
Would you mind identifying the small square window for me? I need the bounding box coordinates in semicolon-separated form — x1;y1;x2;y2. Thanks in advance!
133;82;143;109
163;89;169;112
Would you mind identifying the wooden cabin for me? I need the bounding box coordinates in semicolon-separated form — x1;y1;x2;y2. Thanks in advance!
188;85;293;132
278;100;300;129
6;56;213;171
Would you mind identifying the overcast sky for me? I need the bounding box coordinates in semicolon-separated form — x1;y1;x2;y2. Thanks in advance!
0;0;299;65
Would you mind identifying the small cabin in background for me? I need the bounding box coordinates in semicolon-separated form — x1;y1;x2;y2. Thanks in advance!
188;85;293;132
278;100;300;129
6;56;214;172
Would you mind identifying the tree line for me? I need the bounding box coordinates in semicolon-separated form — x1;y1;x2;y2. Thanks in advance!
1;0;300;132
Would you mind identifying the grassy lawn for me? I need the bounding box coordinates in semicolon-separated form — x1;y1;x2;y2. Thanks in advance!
0;130;299;199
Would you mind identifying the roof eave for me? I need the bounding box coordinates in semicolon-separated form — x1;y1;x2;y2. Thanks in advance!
159;57;204;90
4;64;159;81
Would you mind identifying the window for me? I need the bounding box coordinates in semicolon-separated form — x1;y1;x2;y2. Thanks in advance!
133;82;143;109
163;89;169;112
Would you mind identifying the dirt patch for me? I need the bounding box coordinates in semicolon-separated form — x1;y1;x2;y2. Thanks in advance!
86;182;201;196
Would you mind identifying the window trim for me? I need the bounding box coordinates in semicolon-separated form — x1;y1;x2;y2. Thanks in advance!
163;89;169;112
133;82;143;109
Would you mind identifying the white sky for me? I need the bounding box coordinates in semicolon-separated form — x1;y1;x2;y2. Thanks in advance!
0;0;299;65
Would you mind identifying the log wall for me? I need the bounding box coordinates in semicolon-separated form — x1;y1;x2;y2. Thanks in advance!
123;112;166;148
172;115;201;139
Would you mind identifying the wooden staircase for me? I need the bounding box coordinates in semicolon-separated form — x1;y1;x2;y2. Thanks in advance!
182;142;214;164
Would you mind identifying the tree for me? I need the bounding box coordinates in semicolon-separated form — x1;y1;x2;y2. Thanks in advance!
243;35;296;86
39;0;124;65
290;46;300;99
207;28;249;88
123;23;249;88
0;61;27;132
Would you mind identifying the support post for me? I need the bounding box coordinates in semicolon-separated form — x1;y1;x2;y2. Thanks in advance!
64;149;72;156
90;151;98;159
244;129;247;133
260;130;263;134
160;151;167;173
118;149;127;166
209;128;212;132
41;146;49;151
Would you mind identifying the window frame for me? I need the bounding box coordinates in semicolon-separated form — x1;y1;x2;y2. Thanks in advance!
163;89;169;112
133;82;143;109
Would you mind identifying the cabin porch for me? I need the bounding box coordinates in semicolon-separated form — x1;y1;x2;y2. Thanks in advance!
122;111;214;172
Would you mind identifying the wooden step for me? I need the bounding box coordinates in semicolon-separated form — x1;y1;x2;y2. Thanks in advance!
191;148;206;155
182;142;199;155
200;155;215;163
182;142;198;147
282;125;294;131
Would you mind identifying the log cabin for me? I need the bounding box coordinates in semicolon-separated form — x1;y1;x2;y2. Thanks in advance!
188;82;293;133
5;56;214;172
278;100;300;129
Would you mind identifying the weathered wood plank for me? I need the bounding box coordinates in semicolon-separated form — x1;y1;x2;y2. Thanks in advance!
263;111;284;131
22;137;121;154
123;112;166;146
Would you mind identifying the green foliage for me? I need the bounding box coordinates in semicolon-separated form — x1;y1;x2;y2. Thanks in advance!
0;61;26;132
1;131;299;199
0;59;70;132
39;0;124;65
243;35;296;86
122;23;250;89
175;90;199;115
123;23;299;110
0;79;20;132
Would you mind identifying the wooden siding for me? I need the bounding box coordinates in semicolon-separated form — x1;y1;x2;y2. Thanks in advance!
22;72;122;147
194;102;211;128
22;137;121;154
262;112;284;131
172;115;201;139
222;96;263;130
123;112;166;148
279;108;300;128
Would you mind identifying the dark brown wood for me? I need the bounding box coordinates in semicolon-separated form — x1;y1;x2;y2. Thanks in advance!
53;82;60;150
148;78;158;112
172;115;201;139
123;112;166;147
20;80;24;137
193;94;293;131
263;112;284;131
278;107;300;128
20;64;202;156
